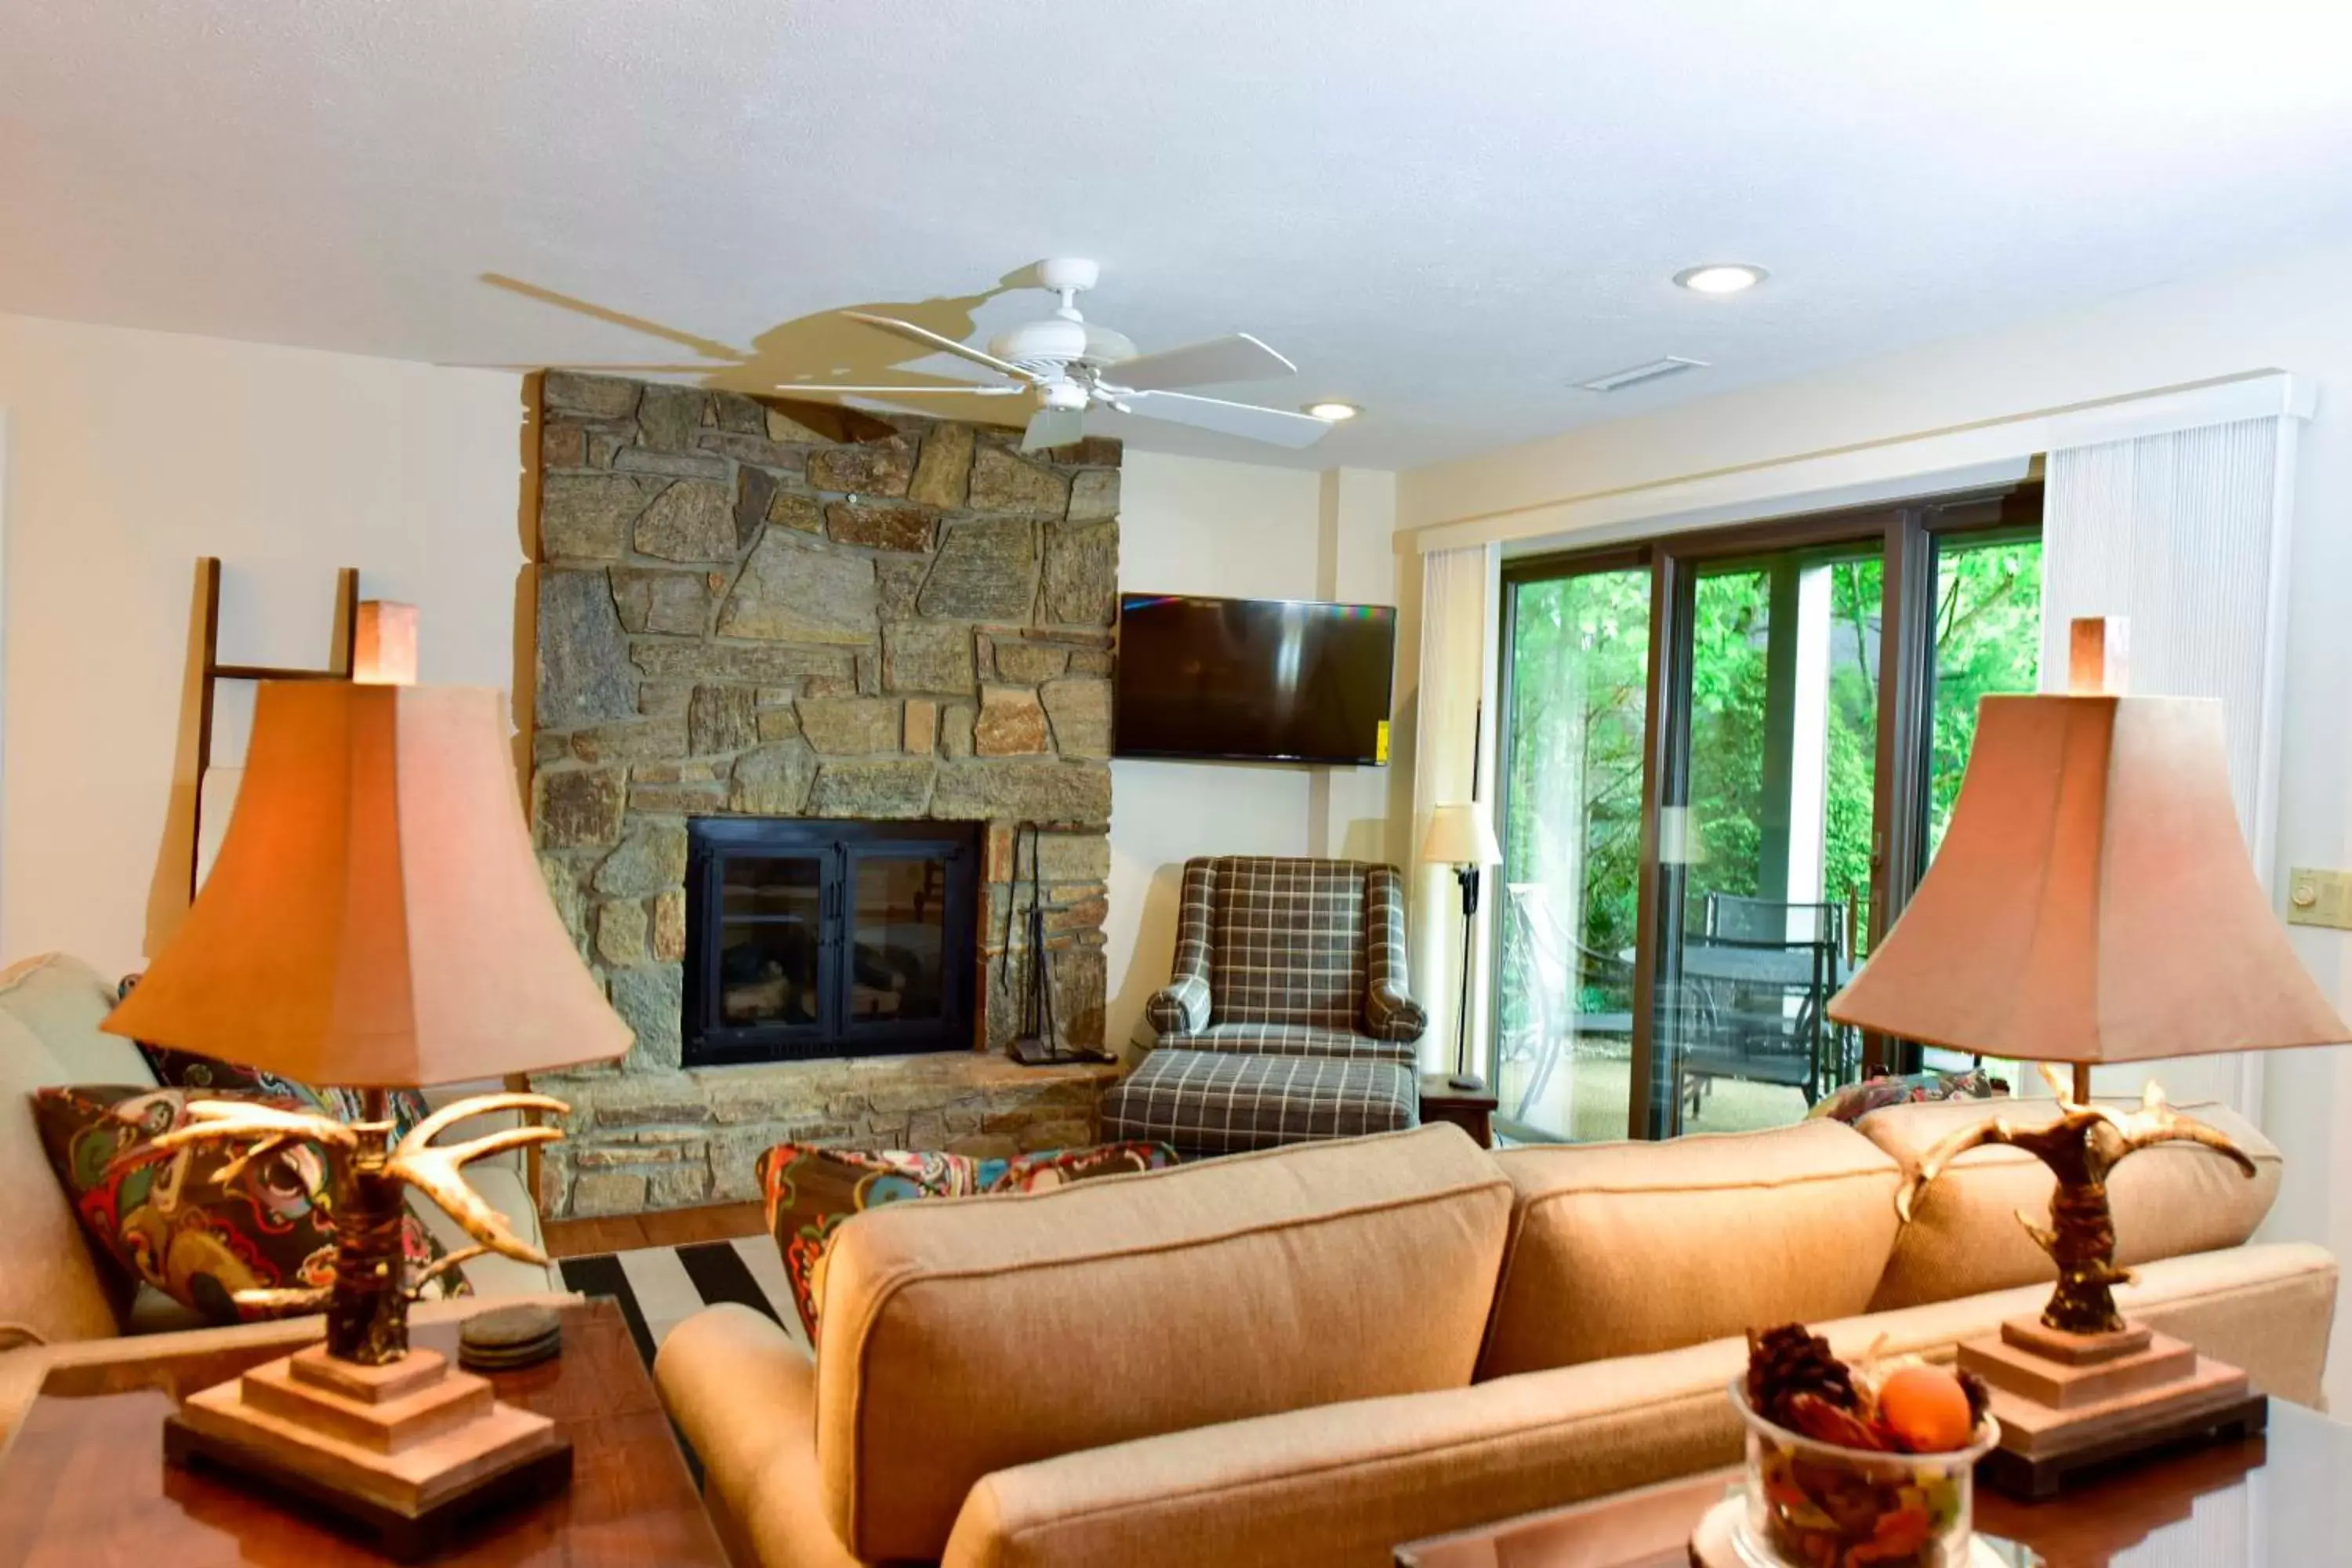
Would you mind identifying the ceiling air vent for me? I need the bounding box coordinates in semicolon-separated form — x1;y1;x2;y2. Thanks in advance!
1574;356;1709;393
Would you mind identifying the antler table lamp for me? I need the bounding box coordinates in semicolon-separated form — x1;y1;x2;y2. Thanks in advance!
102;663;630;1547
1828;619;2348;1495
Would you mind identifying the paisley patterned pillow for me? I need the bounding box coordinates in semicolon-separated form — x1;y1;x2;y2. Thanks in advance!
120;975;433;1143
32;1084;466;1326
756;1141;1179;1343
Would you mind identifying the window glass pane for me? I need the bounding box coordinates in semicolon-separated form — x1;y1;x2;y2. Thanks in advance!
1659;548;1878;1134
1495;567;1650;1142
720;856;820;1025
851;855;949;1022
1917;532;2044;1080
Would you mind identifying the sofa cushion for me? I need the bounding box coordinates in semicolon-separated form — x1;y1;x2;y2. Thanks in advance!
1479;1120;1903;1379
0;955;154;1344
935;1242;2336;1568
814;1123;1512;1562
1856;1095;2281;1311
32;1083;466;1325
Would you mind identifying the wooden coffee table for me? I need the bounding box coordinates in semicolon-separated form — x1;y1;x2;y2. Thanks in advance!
0;1298;728;1565
1396;1397;2352;1566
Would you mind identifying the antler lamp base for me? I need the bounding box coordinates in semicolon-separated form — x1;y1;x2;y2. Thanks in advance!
165;1344;571;1561
1958;1318;2265;1501
152;1090;579;1554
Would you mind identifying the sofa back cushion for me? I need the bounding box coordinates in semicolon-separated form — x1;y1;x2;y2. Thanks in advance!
813;1123;1512;1563
0;954;159;1344
1206;856;1370;1029
1857;1095;2281;1311
1478;1120;1903;1379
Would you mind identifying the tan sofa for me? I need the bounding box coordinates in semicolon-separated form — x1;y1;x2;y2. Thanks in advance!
0;953;562;1443
658;1106;2333;1568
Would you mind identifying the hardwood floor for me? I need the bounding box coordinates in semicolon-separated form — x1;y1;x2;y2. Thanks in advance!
543;1199;767;1259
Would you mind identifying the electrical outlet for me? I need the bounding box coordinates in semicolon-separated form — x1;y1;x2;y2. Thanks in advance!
2286;868;2352;930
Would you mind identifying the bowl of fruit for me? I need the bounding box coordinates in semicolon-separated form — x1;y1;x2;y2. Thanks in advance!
1731;1324;1998;1568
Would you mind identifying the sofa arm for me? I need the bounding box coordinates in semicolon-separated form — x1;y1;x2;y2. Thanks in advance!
657;1304;862;1568
1362;866;1425;1043
1144;976;1209;1038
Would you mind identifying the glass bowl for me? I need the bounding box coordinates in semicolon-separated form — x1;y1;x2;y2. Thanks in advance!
1729;1379;1998;1568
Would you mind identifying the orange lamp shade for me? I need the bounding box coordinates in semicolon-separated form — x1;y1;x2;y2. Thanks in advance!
1828;692;2348;1063
105;681;631;1086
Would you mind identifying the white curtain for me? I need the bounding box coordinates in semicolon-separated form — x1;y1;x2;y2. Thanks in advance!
2041;413;2301;1115
1409;543;1501;1077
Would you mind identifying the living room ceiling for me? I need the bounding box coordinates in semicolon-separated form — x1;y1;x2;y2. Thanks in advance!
8;2;2352;471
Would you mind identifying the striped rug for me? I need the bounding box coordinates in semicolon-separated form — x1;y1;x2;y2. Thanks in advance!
558;1237;809;1370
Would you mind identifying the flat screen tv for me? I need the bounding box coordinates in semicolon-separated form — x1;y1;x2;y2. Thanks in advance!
1115;593;1396;764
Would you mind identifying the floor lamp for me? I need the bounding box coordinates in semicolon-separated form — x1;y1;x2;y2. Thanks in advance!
1421;804;1501;1091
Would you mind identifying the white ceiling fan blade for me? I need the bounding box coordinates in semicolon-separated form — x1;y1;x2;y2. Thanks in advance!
1107;333;1297;391
1120;390;1333;448
840;311;1042;383
1021;406;1087;453
775;383;1025;397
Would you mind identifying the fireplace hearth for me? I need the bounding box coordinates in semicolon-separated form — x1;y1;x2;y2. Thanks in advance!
684;818;980;1065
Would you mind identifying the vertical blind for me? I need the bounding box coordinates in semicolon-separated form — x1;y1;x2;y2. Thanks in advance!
1409;543;1501;1077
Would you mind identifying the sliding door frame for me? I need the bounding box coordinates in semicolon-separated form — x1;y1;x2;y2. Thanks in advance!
1495;481;2042;1140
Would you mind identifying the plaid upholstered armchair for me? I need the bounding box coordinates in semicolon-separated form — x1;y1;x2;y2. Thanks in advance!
1104;856;1428;1156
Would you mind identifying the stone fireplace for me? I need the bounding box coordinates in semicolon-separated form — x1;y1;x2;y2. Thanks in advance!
527;372;1120;1218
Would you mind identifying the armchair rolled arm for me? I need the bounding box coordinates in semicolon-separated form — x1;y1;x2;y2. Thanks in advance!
1146;976;1210;1037
1363;865;1427;1043
1147;858;1218;1041
1365;980;1427;1043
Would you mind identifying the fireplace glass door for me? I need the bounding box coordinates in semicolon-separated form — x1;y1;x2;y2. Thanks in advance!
685;819;979;1065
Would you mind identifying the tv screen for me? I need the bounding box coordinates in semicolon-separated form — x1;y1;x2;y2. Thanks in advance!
1115;593;1396;764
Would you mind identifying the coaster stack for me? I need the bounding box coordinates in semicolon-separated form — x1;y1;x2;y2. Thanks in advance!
459;1304;566;1372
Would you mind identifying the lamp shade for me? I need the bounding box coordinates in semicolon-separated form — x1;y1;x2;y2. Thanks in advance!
105;681;631;1086
1828;692;2348;1063
1421;803;1501;867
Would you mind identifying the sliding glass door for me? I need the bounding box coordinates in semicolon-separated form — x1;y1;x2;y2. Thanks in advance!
1650;543;1882;1137
1494;485;2042;1142
1494;558;1651;1142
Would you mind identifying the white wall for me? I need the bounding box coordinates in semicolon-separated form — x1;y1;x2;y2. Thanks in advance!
0;312;526;975
1103;453;1405;1054
1399;238;2352;1406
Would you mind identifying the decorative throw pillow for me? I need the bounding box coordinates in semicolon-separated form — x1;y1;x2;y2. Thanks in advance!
31;1084;466;1326
757;1141;1179;1343
121;975;433;1143
1807;1067;2009;1125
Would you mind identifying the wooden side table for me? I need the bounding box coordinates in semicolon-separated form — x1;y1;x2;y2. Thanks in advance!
1419;1073;1497;1148
0;1298;727;1565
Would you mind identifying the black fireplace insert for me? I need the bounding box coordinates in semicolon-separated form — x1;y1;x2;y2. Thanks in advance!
682;818;981;1067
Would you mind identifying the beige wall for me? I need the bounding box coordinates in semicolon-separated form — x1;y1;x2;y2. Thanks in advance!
1103;452;1406;1054
0;311;527;975
1396;238;2352;1406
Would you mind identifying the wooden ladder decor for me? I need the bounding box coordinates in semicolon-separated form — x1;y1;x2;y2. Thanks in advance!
186;557;365;902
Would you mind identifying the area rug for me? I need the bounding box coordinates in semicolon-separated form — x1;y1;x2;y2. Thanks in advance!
557;1237;806;1370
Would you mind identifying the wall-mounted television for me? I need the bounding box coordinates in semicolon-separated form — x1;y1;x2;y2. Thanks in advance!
1114;593;1396;765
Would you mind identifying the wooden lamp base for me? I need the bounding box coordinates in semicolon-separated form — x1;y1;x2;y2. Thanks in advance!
1960;1316;2266;1499
163;1342;572;1560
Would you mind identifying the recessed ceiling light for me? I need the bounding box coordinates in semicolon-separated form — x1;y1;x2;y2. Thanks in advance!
1305;401;1360;421
1673;263;1768;296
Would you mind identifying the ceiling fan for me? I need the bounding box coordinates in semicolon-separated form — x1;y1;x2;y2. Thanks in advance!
782;259;1338;453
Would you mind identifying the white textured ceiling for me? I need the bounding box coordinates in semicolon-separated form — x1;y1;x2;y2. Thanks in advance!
8;2;2352;469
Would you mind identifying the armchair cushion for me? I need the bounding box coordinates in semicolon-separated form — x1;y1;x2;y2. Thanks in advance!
1207;858;1370;1029
1102;1050;1418;1153
1156;1022;1414;1065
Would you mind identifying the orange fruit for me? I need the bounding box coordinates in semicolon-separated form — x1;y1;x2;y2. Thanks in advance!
1878;1365;1975;1452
